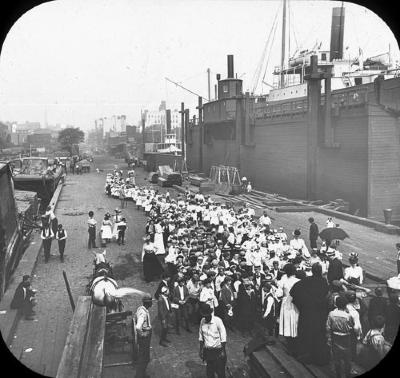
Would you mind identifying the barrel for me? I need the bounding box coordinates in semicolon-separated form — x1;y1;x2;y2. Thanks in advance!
383;208;392;225
231;184;242;195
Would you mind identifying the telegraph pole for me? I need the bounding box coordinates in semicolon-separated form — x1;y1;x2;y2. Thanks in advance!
179;102;185;163
207;68;211;101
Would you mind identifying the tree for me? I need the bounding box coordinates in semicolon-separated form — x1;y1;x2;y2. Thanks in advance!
58;127;85;154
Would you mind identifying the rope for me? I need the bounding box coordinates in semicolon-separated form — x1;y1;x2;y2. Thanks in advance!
251;2;281;94
288;0;299;54
261;15;279;89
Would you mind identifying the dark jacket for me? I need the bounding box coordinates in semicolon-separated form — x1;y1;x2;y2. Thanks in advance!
220;285;234;307
10;283;34;310
158;296;172;322
327;258;343;284
172;285;189;305
368;296;388;323
154;280;171;300
309;222;319;241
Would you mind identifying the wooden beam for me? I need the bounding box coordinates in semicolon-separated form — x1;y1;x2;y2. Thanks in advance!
79;304;107;378
56;296;91;378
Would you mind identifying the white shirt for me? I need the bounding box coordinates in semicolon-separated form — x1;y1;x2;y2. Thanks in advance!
199;315;227;348
200;287;218;309
289;238;310;258
344;266;364;285
178;286;185;300
215;275;226;292
259;215;272;226
163;295;170;311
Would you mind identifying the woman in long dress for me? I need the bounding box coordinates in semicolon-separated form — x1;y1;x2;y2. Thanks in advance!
153;219;165;255
278;263;300;356
101;214;113;243
142;236;163;282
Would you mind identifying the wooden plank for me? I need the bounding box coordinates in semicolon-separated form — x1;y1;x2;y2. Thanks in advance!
275;206;316;212
274;339;332;378
251;350;289;378
79;304;107;378
106;311;132;322
56;296;91;378
303;363;332;378
266;344;314;378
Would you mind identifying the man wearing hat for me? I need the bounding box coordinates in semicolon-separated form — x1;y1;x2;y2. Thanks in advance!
199;304;227;378
261;281;278;342
158;286;172;347
172;277;191;334
308;217;319;251
135;293;153;378
327;245;344;286
10;274;37;320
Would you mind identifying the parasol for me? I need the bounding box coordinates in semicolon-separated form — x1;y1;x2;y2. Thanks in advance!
319;227;349;242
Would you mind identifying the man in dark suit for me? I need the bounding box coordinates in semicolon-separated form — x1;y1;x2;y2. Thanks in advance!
308;217;319;250
172;277;191;334
154;274;172;300
158;286;172;347
326;248;344;286
10;275;36;320
219;277;235;330
252;265;266;316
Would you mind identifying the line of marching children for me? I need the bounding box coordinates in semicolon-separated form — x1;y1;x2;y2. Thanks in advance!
103;172;399;377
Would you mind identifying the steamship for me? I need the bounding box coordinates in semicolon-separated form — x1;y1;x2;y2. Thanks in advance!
186;3;400;222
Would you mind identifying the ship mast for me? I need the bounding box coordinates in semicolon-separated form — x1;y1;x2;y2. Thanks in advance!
280;0;287;88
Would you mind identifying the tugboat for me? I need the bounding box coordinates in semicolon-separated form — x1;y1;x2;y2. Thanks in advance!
11;156;63;207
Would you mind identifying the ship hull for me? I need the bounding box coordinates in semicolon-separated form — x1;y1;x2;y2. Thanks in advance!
187;77;400;222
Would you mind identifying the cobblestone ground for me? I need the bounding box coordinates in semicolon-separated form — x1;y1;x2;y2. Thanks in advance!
7;156;250;378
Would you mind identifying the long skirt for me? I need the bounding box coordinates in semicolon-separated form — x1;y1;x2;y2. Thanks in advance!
279;295;299;337
101;225;113;240
143;253;164;282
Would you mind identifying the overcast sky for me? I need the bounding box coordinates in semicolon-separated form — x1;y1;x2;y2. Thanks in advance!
0;0;399;130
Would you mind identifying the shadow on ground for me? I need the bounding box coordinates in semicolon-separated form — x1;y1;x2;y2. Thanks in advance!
113;253;141;280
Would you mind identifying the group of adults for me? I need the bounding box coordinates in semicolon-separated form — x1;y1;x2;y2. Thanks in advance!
103;172;399;378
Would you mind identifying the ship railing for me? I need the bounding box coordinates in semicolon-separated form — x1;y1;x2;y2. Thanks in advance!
255;98;308;119
324;86;369;108
255;85;370;119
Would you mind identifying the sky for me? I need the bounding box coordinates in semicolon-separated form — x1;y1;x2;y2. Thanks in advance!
0;0;399;131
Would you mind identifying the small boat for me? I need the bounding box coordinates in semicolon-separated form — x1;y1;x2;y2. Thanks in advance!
11;157;63;206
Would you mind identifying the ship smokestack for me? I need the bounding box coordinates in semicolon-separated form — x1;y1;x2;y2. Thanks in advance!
330;6;345;61
227;55;234;78
166;109;171;134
